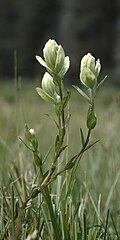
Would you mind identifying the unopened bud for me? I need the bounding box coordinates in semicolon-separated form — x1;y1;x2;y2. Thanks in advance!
80;53;101;89
36;39;70;79
87;106;97;129
42;72;55;96
29;128;35;136
43;39;65;74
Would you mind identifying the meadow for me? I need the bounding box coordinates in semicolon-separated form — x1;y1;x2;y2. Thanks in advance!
0;80;120;239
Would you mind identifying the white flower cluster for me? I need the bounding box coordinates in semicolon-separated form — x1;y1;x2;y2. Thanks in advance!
36;39;70;104
80;53;101;89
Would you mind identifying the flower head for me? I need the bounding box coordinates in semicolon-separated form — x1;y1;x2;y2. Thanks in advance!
42;72;55;96
80;53;101;88
36;72;60;104
36;39;70;79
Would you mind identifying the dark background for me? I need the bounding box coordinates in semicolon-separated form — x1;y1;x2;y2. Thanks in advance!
0;0;120;83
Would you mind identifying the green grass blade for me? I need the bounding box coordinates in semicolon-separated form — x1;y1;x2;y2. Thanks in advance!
83;210;87;240
110;213;119;239
104;209;110;240
11;184;15;237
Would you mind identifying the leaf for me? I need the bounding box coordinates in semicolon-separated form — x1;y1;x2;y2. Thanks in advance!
96;75;107;92
19;137;34;152
64;155;77;170
43;145;53;164
44;113;59;129
80;128;85;146
42;170;49;181
59;145;68;155
55;135;60;153
84;139;100;151
34;152;42;168
36;87;55;104
61;90;71;109
72;85;92;104
64;112;71;128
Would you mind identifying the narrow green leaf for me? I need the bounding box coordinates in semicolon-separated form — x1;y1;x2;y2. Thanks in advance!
44;113;59;129
110;213;119;238
73;85;92;104
41;204;53;239
83;210;87;240
104;209;110;240
84;140;100;151
96;75;107;92
42;185;61;240
19;137;34;152
9;172;23;205
34;152;42;168
55;135;60;153
62;90;71;109
65;112;71;128
60;201;69;240
80;128;85;146
11;184;15;237
42;170;49;180
59;145;68;155
43;145;53;164
1;189;5;234
64;155;77;170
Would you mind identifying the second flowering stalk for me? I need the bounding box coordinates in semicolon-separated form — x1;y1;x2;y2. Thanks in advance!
36;39;70;184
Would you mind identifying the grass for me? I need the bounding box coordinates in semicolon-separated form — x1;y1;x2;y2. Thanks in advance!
0;80;120;239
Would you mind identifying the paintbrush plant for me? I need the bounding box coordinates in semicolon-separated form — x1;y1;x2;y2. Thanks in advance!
13;39;107;240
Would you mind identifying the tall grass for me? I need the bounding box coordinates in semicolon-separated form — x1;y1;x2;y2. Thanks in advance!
0;81;120;239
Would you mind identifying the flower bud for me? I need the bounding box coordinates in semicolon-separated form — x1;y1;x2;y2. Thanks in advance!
42;72;55;96
36;72;60;105
95;59;101;77
25;124;33;142
43;39;58;70
36;39;70;79
87;106;97;129
80;67;96;89
43;39;65;74
25;124;38;149
29;128;35;136
80;53;101;88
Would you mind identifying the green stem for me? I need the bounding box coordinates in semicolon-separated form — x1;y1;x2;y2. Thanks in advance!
65;104;69;195
42;83;66;185
77;128;91;157
59;83;65;129
66;129;91;197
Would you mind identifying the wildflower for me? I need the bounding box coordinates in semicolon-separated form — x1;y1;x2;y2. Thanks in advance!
36;72;60;104
80;53;101;88
42;72;56;96
25;124;38;149
29;128;35;136
36;39;70;79
25;124;34;142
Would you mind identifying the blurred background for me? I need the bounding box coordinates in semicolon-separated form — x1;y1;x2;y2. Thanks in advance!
0;0;120;217
0;0;120;83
